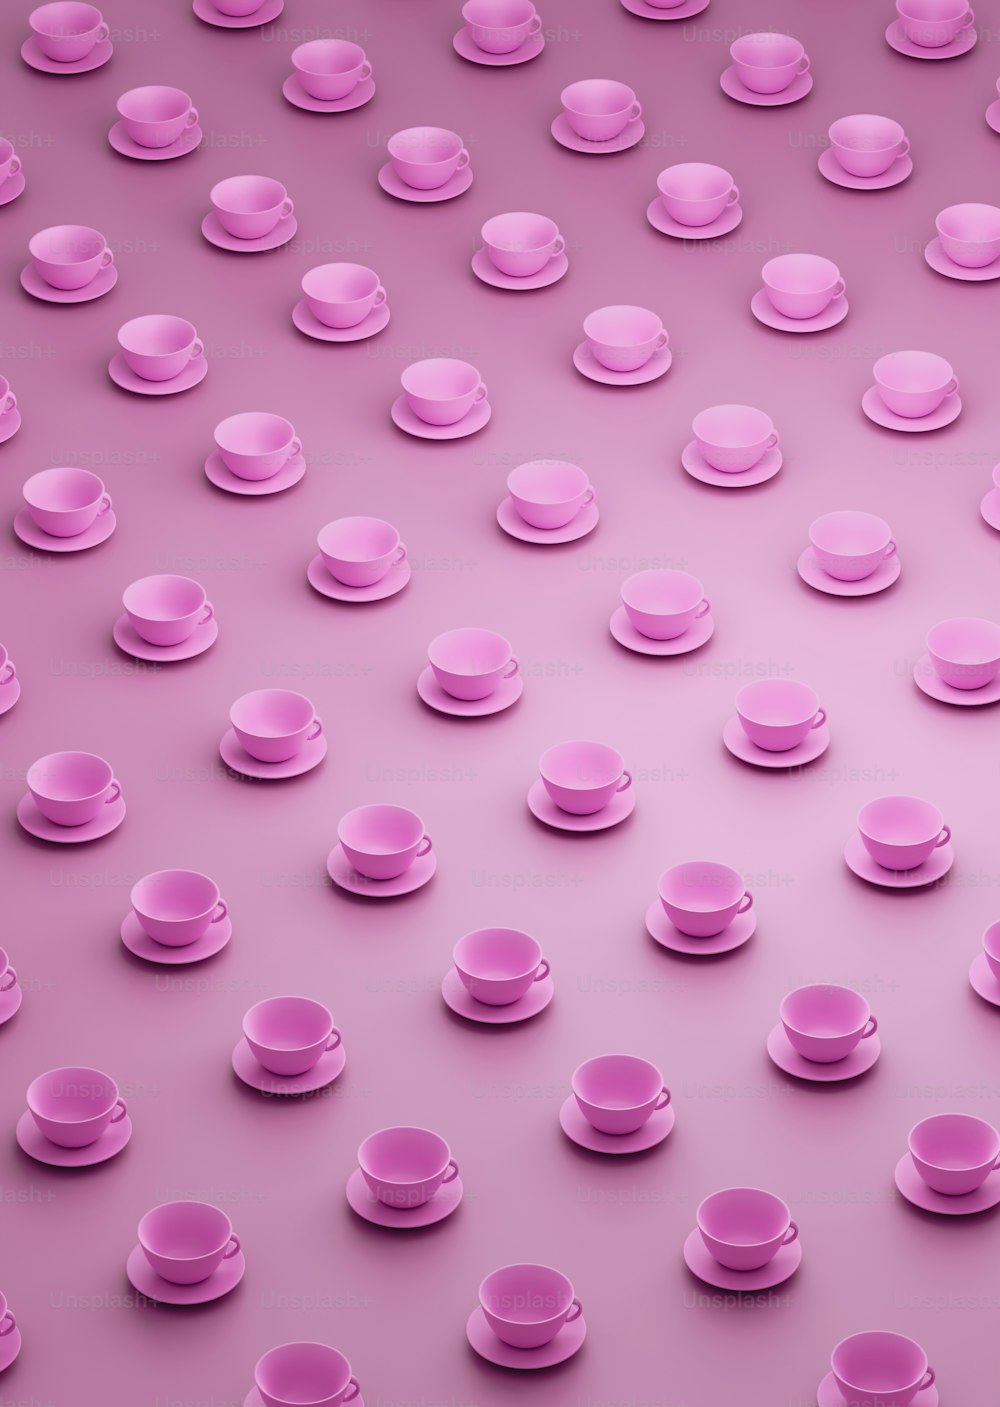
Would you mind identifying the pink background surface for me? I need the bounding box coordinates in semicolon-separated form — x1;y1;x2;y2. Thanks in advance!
3;0;1000;1403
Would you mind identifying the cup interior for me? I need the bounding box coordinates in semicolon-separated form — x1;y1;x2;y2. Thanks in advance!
572;1054;661;1109
429;627;509;675
584;305;660;346
118;86;190;121
230;689;314;738
454;927;541;980
829;114;903;151
244;996;332;1051
692;404;771;448
482;211;556;251
388;127;462;165
697;1187;789;1243
908;1113;1000;1169
27;1066;117;1120
23;466;102;511
657;163;732;200
215;413;294;456
31;2;101;37
359;1126;449;1183
479;1264;573;1323
658;861;743;912
401;358;480;400
621;569;702;616
809;511;891;556
508;460;587;503
139;1201;231;1258
118;315;196;357
874;350;952;393
858;795;942;847
211;175;286;213
318;516;398;561
302;263;378;303
731;31;802;66
763;254;839;295
29;224;104;265
936;203;1000;243
832;1332;928;1396
780;984;868;1038
338;803;423;855
736;679;819;727
27;750;111;802
132;870;218;922
256;1343;352;1406
561;79;633;116
927;616;1000;667
465;0;534;22
293;39;365;74
123;575;205;620
540;740;623;790
900;0;967;17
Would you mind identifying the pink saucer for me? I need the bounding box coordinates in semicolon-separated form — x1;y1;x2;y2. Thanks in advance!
818;148;912;191
987;99;1000;135
681;441;782;488
377;163;473;203
527;776;635;831
391;395;490;440
472;248;568;290
126;1244;246;1304
417;664;522;716
0;679;20;717
14;507;117;553
220;727;326;779
724;715;830;768
121;910;232;965
18;791;125;843
797;547;900;596
108;121;202;161
442;966;554;1024
109;353;207;396
818;1371;938;1407
844;834;953;888
347;1167;463;1227
767;1024;881;1082
981;488;1000;530
232;1037;345;1094
292;299;390;342
751;289;848;333
113;613;218;662
894;1152;1000;1215
610;605;714;655
21;34;113;72
551;113;645;154
466;1306;586;1369
202;210;297;253
205;451;305;496
683;1228;802;1291
308;554;410;602
913;653;1000;706
0;1329;21;1374
720;66;813;105
646;900;756;955
16;1108;132;1166
560;1094;674;1153
969;952;1000;1006
0;411;21;446
573;342;672;386
453;28;544;64
0;171;26;207
885;16;975;58
282;73;375;113
861;386;961;432
327;843;437;898
21;262;117;304
621;0;710;18
193;0;283;26
646;198;743;241
924;236;1000;281
497;496;598;544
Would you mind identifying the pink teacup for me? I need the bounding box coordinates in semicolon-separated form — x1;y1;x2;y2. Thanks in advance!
926;617;1000;690
243;996;342;1076
479;1264;581;1349
0;1293;15;1339
730;32;809;94
507;460;593;530
301;263;386;329
122;575;213;646
897;0;974;47
697;1188;798;1271
118;315;202;383
210;176;293;240
337;804;431;881
138;1202;240;1285
583;305;667;373
736;679;825;752
27;1066;126;1148
117;86;198;149
656;163;739;228
692;404;778;473
908;1113;1000;1196
291;40;371;101
358;1126;457;1208
214;412;301;481
983;922;1000;981
318;517;406;587
780;985;877;1063
401;359;487;426
230;690;322;763
762;254;845;320
874;350;957;419
0;947;17;994
808;511;896;581
428;627;517;700
539;740;631;815
387;128;469;191
828;115;909;178
22;467;112;538
561;79;641;142
29;224;113;291
29;2;108;62
0;140;22;186
131;870;227;947
481;212;564;277
255;1344;360;1407
621;569;709;640
935;203;1000;268
658;861;752;938
453;928;550;1006
832;1331;934;1407
857;795;950;871
463;0;541;53
27;751;121;827
572;1054;670;1135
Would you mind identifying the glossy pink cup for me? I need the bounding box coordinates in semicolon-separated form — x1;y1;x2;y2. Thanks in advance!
117;86;198;149
301;263;385;329
0;1293;15;1339
428;627;517;700
479;1264;582;1349
697;1188;798;1271
935;203;1000;268
762;254;844;320
983;922;1000;981
507;460;593;529
29;2;108;61
318;517;405;587
131;870;227;947
27;1066;126;1148
255;1344;360;1407
463;0;541;53
857;796;950;871
27;751;120;827
621;569;709;641
122;575;213;646
22;467;112;538
138;1202;240;1285
583;305;667;372
561;79;641;141
736;679;825;752
229;690;321;763
926;617;1000;690
118;315;202;383
572;1054;670;1135
730;32;809;94
832;1332;934;1407
780;985;877;1063
808;511;896;582
29;224;113;291
401;359;487;426
291;40;371;101
657;163;739;227
908;1113;1000;1195
874;350;957;418
214;413;301;481
897;0;974;47
337;804;431;881
243;996;342;1076
828;115;909;178
358;1126;457;1208
453;927;550;1006
539;740;631;815
692;404;778;472
481;212;564;277
210;176;293;240
0;947;17;994
0;141;22;186
658;861;752;938
387;128;469;191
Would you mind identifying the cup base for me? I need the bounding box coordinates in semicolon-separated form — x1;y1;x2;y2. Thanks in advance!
681;441;782;489
391;395;490;441
192;0;283;27
113;613;219;663
527;777;635;832
559;1094;675;1153
861;385;962;432
646;197;743;241
121;910;233;966
126;1244;246;1304
924;236;1000;281
201;210;298;253
573;341;672;386
885;16;976;58
683;1227;802;1290
766;1024;881;1083
282;72;375;113
817;1370;938;1407
13;507;117;554
441;967;554;1024
109;353;207;397
17;791;126;844
346;1167;463;1228
894;1152;1000;1215
292;298;390;342
377;162;473;203
108;121;203;161
751;288;849;333
326;843;437;899
308;553;411;603
720;65;813;106
21;34;113;73
497;495;599;545
21;261;117;304
471;247;569;291
16;1108;133;1166
646;899;756;956
610;604;714;655
466;1306;587;1369
550;111;645;154
844;834;954;889
417;664;522;717
219;727;326;780
232;1037;346;1094
452;27;544;64
797;547;900;597
723;716;830;769
913;653;1000;708
818;147;912;191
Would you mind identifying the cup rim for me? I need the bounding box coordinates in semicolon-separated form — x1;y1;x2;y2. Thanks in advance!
292;37;365;73
243;994;334;1049
401;358;480;399
454;927;541;981
210;175;287;214
481;211;557;254
735;680;819;727
857;795;943;846
28;223;105;264
27;750;112;803
620;568;703;614
828;114;904;152
230;688;315;735
118;314;197;356
254;1342;352;1406
317;515;399;561
27;1065;119;1122
935;202;1000;242
539;739;624;790
507;459;587;504
925;616;1000;665
30;2;103;36
907;1111;1000;1166
387;127;462;165
478;1263;574;1324
428;627;511;674
123;573;206;619
131;868;219;920
730;31;805;66
337;802;424;853
138;1200;233;1257
873;350;953;393
778;983;869;1037
830;1330;929;1394
657;859;743;909
692;403;772;447
583;304;661;347
357;1125;451;1184
571;1053;662;1110
762;254;840;294
117;85;192;120
463;0;535;20
560;79;635;116
808;510;892;554
696;1185;791;1244
23;465;104;508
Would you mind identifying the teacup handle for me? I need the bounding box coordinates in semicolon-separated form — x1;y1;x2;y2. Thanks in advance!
417;834;433;857
990;1156;1000;1174
935;825;951;848
211;899;228;924
186;107;199;127
831;278;846;299
372;285;387;307
455;148;471;170
441;1158;459;1184
628;102;642;123
473;382;488;404
945;376;959;395
101;248;115;269
654;1085;671;1111
8;156;21;177
289;437;303;458
393;543;407;564
962;8;974;25
223;1234;241;1259
96;22;109;40
280;198;295;219
105;780;122;805
326;1025;343;1052
190;339;204;362
581;488;595;506
3;391;17;414
861;1016;878;1039
359;61;372;79
896;136;910;157
782;1220;799;1247
616;769;633;793
534;958;550;982
343;1379;361;1404
798;53;810;73
1;661;16;684
0;965;16;992
883;539;897;560
694;597;710;620
727;184;740;206
737;891;753;915
200;601;214;625
97;494;113;517
110;1098;128;1123
810;707;827;730
527;14;542;32
565;1297;583;1323
550;234;566;258
503;656;519;679
306;719;323;741
918;1370;936;1393
0;1312;15;1337
654;330;669;351
765;431;780;450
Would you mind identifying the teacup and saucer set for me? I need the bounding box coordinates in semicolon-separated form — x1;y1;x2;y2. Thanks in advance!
309;518;409;602
925;203;1000;280
18;751;125;843
16;467;116;553
109;86;201;160
283;40;375;112
0;139;25;209
914;617;1000;706
723;680;830;768
206;413;305;496
611;570;713;655
454;0;545;65
767;985;881;1082
683;1187;802;1290
560;1054;674;1153
327;804;436;897
751;254;848;333
392;360;490;439
819;114;912;190
862;350;961;432
245;1344;363;1407
887;0;976;59
109;315;207;395
419;628;521;716
122;869;232;965
682;404;782;488
202;176;297;252
293;263;389;342
473;212;567;290
221;690;326;779
646;861;755;956
379;127;472;202
552;80;644;153
347;1126;462;1227
817;1332;938;1407
528;740;634;831
797;511;900;596
573;305;671;385
498;460;598;544
114;575;217;662
16;1065;132;1166
127;1201;245;1304
442;927;553;1024
22;1;113;73
22;224;117;304
233;996;345;1094
647;163;742;241
894;1113;1000;1214
467;1264;586;1367
969;920;1000;1005
721;33;813;106
844;795;954;888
